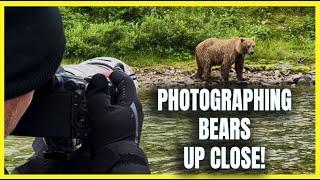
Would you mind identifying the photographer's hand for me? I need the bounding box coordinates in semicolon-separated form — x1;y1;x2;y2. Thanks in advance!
86;71;143;151
85;71;148;173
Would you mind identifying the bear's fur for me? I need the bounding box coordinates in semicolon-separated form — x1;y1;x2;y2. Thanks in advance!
195;37;255;81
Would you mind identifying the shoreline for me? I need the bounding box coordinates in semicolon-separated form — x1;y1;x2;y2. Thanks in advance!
134;66;315;90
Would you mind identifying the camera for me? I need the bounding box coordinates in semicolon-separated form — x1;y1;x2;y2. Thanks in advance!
11;57;138;159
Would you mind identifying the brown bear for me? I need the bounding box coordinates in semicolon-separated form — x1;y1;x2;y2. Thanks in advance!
195;37;255;81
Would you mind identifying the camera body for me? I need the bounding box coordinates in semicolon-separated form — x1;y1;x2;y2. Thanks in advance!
11;57;137;159
12;71;91;139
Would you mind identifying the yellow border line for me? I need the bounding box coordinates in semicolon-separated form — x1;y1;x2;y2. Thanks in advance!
1;1;319;179
1;174;319;179
0;1;4;176
2;1;320;7
316;5;320;177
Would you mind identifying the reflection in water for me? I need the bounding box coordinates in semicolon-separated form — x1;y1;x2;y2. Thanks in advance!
5;86;315;174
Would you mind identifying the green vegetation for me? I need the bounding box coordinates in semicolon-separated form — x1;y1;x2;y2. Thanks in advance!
60;7;315;70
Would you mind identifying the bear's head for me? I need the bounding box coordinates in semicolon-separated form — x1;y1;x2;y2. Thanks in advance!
238;38;255;55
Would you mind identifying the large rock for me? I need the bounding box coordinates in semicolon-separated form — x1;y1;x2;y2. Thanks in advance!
294;75;312;85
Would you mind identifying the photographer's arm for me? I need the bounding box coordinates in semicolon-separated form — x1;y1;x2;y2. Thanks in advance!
13;71;149;174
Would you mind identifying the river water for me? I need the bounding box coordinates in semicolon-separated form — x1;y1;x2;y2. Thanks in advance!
5;86;315;174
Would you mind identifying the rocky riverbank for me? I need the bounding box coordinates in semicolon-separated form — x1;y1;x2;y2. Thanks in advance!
134;66;315;89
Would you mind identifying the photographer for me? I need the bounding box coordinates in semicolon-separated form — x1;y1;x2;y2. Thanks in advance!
5;7;150;174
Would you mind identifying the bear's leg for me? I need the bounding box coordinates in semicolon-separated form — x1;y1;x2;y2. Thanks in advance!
203;62;212;81
235;55;245;81
196;61;204;78
221;63;231;82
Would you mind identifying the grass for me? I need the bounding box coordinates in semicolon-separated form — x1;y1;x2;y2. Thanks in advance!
61;7;315;69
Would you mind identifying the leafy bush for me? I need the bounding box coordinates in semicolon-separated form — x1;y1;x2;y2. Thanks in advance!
65;20;138;58
246;25;272;40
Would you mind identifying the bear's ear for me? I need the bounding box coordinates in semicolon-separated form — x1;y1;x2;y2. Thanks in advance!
240;38;245;42
252;37;255;41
